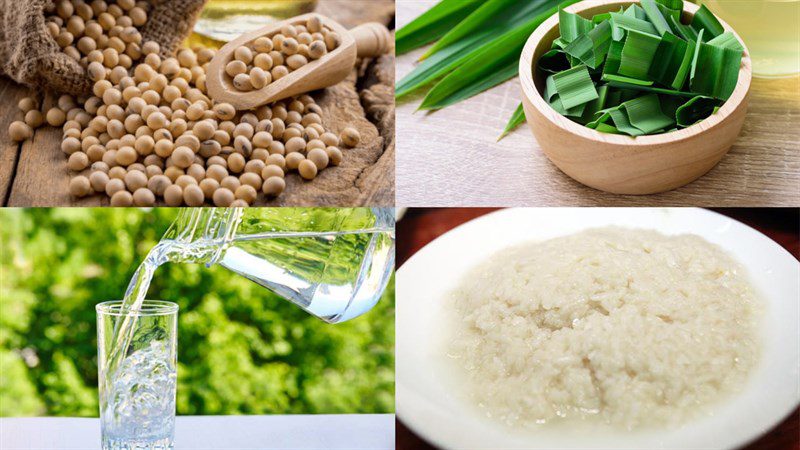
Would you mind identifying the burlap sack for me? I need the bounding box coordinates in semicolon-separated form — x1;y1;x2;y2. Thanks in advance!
0;0;207;96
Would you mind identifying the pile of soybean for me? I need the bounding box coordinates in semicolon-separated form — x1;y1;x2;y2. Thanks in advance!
226;16;341;92
8;0;360;206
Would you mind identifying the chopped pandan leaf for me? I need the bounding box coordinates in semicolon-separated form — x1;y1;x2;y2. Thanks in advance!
564;20;612;68
592;12;612;24
621;94;675;133
604;79;697;97
641;0;673;35
689;29;705;83
552;65;599;109
552;36;569;49
586;110;612;128
648;32;693;89
578;84;609;124
689;39;742;100
594;122;621;133
603;39;625;76
670;15;699;41
544;73;560;103
618;29;662;79
618;88;641;102
655;0;684;11
624;4;648;20
545;74;587;116
604;88;624;108
691;4;724;39
498;103;526;141
588;20;613;65
656;3;681;22
560;8;594;44
675;95;721;127
610;12;658;39
707;31;744;51
602;73;654;85
395;0;485;55
658;94;685;118
531;0;739;136
538;49;571;73
609;107;646;135
564;35;595;67
586;113;611;128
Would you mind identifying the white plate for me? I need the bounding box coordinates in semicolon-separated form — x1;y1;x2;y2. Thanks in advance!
397;207;799;450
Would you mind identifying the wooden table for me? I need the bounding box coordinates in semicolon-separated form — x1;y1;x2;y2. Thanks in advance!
396;0;800;207
395;207;800;450
0;0;395;207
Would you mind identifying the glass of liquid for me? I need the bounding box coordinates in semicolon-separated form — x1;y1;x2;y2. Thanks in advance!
97;300;179;450
698;0;800;78
191;0;319;46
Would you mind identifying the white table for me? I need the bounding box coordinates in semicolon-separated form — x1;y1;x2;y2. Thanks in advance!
0;414;394;449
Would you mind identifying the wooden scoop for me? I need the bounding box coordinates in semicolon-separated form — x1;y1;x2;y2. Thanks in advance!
206;13;392;110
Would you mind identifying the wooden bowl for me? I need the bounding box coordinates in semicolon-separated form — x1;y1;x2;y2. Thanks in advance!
519;0;752;195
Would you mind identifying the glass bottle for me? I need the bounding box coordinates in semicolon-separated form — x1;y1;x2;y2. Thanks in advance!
159;207;395;324
190;0;319;47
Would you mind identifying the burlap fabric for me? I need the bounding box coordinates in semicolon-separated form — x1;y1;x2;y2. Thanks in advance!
0;0;206;96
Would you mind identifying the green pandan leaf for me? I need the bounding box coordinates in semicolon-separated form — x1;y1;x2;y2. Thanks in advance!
498;103;526;141
707;31;744;51
397;0;580;101
618;29;662;79
610;12;658;40
395;0;485;55
691;4;725;39
559;8;594;43
564;20;612;69
552;65;599;109
689;39;743;100
538;49;571;73
621;94;675;133
641;0;673;35
648;31;694;90
675;95;721;127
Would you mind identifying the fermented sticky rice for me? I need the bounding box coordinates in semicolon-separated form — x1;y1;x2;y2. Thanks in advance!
449;227;760;429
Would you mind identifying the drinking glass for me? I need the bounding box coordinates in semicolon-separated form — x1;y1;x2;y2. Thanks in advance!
96;300;179;450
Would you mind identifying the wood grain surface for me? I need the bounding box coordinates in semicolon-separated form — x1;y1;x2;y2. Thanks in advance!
396;0;800;207
206;14;360;109
395;207;800;450
0;0;395;207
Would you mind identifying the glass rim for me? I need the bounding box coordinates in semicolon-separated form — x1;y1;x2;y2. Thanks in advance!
96;300;178;317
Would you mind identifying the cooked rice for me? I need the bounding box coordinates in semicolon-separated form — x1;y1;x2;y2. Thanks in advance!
448;227;760;429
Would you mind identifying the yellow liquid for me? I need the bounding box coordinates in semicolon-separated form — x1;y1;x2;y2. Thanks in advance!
698;0;800;78
190;0;318;47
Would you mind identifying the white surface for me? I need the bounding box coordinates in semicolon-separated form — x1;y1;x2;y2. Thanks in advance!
396;208;800;450
0;414;394;450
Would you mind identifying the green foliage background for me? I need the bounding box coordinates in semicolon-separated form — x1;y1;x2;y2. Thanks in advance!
0;208;394;417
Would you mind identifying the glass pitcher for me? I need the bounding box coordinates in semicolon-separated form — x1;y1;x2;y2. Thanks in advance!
157;207;395;324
